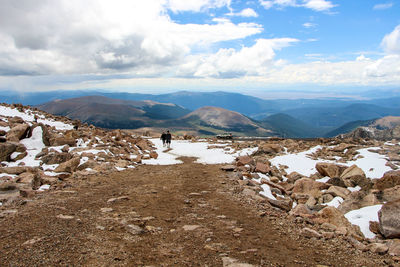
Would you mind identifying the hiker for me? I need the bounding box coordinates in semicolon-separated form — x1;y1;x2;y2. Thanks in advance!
160;131;167;147
165;130;172;148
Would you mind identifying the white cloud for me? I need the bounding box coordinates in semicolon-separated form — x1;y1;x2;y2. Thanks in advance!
381;25;400;55
259;0;335;11
373;2;393;10
227;8;258;17
178;38;299;78
303;0;336;11
0;0;261;76
303;22;317;28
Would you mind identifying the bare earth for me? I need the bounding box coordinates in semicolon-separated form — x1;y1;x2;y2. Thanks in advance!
0;157;392;266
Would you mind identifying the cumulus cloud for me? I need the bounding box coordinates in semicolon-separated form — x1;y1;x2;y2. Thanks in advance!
381;25;400;55
0;0;261;76
178;38;299;78
227;8;258;17
373;2;393;10
259;0;335;11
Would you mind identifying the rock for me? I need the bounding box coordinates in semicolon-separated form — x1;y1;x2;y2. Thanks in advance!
316;206;363;238
382;185;400;202
135;139;150;151
316;163;347;178
54;157;80;173
369;221;381;235
221;165;236;171
257;143;283;154
255;162;270;174
375;170;400;190
292;178;329;197
326;185;351;199
6;124;30;141
289;203;313;217
107;196;129;203
387;239;400;256
326;177;346;188
347;236;368;251
0;181;17;191
242;188;256;198
321;222;337;232
0;166;34;175
50;135;76;147
41;152;73;164
221;257;256;267
286;172;304;183
236;156;253;166
149;151;158;159
340;165;368;188
126;224;144;235
301;227;322;239
379;199;400;238
267;198;292;212
368;243;388;254
56;214;74;220
16;172;41;189
338;191;381;214
182;225;201;231
0;142;17;161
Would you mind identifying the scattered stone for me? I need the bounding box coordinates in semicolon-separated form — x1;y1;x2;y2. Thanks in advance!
182;225;201;231
221;257;256;267
368;243;389;254
301;227;322;239
126;224;144;235
56;214;74;220
221;165;236;171
107;196;130;203
379;199;400;239
100;207;113;213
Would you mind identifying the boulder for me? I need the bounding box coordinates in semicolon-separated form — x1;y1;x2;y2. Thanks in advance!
267;198;292;212
301;227;321;239
340;165;369;188
338;191;381;214
255;162;270;174
236;156;253;166
6;124;29;141
0;166;34;175
367;243;388;254
135;139;150;151
289;203;313;217
0;142;17;161
326;186;351;199
286;172;304;183
17;172;41;189
387;239;400;256
149;151;158;159
50;135;76;147
54;157;80;173
315;163;347;178
382;185;400;202
292;178;329;198
326;177;346;188
375;170;400;190
378;199;400;239
41;152;73;165
257;143;283;154
315;206;363;239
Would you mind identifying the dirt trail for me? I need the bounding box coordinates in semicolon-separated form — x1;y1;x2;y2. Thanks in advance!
0;157;391;266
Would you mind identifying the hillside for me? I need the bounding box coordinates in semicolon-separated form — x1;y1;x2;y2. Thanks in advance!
38;95;191;129
260;113;327;138
178;106;273;136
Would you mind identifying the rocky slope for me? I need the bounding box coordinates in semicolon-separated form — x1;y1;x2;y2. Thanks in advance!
0;103;158;206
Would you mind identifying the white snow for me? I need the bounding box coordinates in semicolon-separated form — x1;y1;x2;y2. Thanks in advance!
316;177;330;183
270;145;391;179
0;106;73;130
324;196;344;208
0;125;10;132
38;184;51;191
259;184;277;200
5;127;45;167
270;146;326;176
115;167;126;171
143;139;257;165
345;204;382;239
347;148;391;179
348;185;361;192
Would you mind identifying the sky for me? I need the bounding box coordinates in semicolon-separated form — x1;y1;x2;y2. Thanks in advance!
0;0;399;98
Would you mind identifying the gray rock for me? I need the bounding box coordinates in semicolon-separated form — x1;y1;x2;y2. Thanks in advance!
379;199;400;238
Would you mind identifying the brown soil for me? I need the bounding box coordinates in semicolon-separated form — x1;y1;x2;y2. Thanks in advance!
0;157;393;266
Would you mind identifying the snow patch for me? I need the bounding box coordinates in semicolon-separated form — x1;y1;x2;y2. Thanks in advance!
345;204;382;239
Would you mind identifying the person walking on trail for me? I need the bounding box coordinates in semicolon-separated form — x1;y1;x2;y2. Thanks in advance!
165;130;172;148
160;131;167;147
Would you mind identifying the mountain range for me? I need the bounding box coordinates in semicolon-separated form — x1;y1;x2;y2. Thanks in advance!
3;90;400;137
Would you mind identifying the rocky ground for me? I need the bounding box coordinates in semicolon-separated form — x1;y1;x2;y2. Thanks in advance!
0;157;394;266
1;103;400;266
